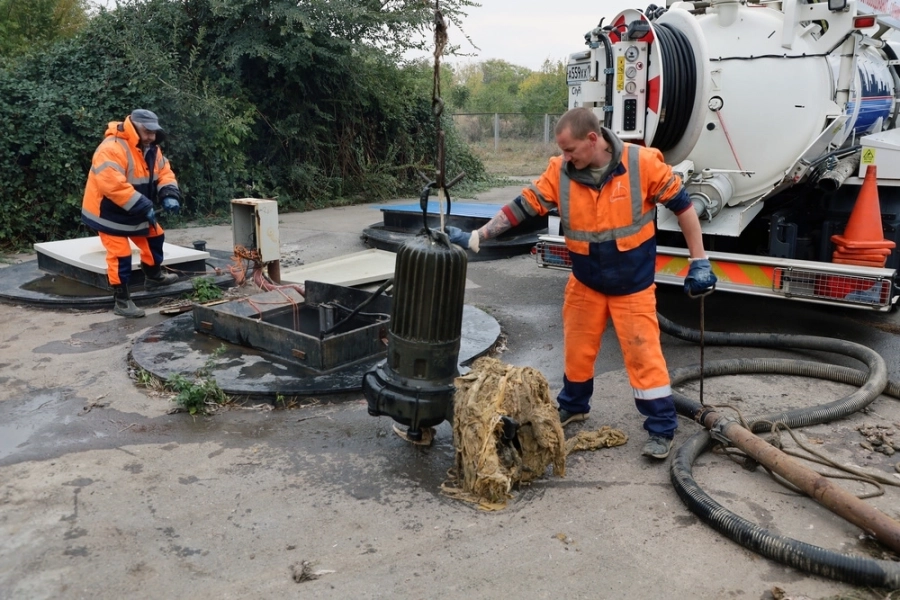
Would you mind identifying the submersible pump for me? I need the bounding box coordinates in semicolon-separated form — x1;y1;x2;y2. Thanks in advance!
363;228;468;441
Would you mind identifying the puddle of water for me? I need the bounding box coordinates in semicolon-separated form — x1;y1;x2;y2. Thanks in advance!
0;391;68;460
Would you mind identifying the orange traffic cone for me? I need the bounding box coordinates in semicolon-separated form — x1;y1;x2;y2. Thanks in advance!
832;247;892;260
831;164;895;267
832;256;888;267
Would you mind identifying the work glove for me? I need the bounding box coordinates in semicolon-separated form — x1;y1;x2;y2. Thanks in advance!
445;226;480;253
684;258;717;296
146;207;158;228
161;196;180;215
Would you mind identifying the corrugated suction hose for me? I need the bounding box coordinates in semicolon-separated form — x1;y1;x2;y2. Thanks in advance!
658;312;900;588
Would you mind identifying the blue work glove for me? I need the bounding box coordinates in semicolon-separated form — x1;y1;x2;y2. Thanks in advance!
684;258;717;296
145;207;158;228
445;226;480;253
161;196;180;215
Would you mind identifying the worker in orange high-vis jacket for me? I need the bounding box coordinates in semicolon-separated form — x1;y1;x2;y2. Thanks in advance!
82;109;182;318
446;107;717;460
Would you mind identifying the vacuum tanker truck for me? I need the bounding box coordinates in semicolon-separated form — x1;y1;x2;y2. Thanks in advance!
535;0;900;310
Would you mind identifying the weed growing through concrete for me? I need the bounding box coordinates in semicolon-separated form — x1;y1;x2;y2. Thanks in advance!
134;367;156;388
189;276;223;303
168;375;227;415
166;344;229;415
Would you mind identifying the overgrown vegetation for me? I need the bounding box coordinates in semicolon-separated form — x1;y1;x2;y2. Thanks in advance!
133;367;157;389
167;373;227;415
448;59;567;115
0;0;568;252
0;0;484;251
0;0;89;58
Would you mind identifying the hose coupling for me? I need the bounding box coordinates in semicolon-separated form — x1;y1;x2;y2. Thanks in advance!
708;414;738;445
695;407;715;426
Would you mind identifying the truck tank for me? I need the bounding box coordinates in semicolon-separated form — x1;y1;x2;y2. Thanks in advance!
568;0;899;236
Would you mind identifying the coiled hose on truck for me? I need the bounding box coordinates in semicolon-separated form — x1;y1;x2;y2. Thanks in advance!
657;312;900;588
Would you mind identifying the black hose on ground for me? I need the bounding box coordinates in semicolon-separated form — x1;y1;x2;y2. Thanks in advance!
672;430;900;588
657;312;900;588
659;313;891;429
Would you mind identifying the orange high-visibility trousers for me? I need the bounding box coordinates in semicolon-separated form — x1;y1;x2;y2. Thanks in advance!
99;226;165;287
561;275;672;400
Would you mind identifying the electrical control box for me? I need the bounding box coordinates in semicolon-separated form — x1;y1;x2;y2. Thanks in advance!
231;198;280;263
857;128;900;179
611;41;648;140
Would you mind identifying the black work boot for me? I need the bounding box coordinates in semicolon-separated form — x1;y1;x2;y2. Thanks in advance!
112;285;145;318
141;263;178;288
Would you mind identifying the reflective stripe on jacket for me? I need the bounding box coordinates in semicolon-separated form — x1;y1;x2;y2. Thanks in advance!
81;116;179;237
503;135;691;295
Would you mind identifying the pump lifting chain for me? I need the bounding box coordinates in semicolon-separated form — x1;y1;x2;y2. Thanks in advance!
418;0;465;235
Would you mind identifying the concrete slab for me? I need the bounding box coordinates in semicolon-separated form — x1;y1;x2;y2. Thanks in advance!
0;249;235;308
281;249;396;287
34;237;209;276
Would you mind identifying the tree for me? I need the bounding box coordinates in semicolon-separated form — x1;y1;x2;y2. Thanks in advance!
449;59;529;113
0;0;486;249
518;59;567;115
449;84;470;110
0;0;89;58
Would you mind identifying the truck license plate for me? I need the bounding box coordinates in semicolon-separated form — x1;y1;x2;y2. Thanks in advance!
567;62;591;84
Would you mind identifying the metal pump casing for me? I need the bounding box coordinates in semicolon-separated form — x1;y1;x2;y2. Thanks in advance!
363;230;468;439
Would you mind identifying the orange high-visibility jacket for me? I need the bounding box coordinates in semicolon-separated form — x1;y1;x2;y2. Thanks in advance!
503;137;691;295
81;116;179;237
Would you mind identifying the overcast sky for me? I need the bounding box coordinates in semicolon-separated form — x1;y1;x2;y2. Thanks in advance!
437;0;635;70
93;0;637;71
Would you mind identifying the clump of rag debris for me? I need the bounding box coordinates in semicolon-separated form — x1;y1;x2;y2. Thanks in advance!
443;357;627;510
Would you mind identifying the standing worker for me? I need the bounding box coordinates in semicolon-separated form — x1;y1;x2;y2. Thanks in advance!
81;109;182;318
446;107;717;460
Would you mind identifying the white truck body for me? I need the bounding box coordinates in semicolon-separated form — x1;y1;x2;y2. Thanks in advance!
536;0;900;310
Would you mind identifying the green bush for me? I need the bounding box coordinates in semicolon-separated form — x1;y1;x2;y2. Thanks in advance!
0;0;89;59
0;0;485;251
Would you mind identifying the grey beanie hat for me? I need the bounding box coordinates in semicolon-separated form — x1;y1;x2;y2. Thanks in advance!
130;109;163;132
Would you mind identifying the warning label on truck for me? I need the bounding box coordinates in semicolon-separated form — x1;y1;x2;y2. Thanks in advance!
862;147;876;164
617;56;625;91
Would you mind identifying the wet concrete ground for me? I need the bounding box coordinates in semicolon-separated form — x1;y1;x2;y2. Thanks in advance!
2;184;900;599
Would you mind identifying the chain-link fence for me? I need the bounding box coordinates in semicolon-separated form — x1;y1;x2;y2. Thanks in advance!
451;113;563;149
451;113;563;176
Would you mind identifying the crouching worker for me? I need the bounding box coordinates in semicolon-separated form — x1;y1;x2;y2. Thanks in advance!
446;107;717;460
81;109;182;318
